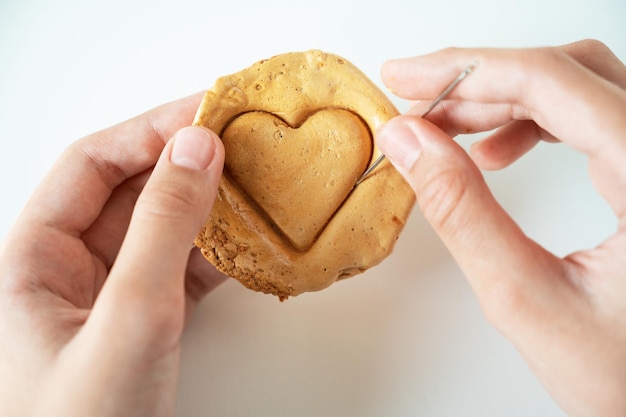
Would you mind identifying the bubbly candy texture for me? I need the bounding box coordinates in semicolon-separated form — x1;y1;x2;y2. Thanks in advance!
193;50;415;299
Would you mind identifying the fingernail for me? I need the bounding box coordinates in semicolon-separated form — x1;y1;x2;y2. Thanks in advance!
376;118;422;171
170;127;216;171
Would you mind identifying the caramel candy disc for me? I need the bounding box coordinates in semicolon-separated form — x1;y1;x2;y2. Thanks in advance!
193;50;415;299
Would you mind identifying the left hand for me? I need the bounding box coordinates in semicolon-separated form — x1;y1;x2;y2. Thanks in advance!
0;93;226;417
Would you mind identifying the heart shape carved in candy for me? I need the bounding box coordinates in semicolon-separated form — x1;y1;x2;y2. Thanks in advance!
222;109;371;251
193;50;415;299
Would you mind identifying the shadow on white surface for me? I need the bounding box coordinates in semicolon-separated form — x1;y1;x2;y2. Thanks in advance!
176;208;565;416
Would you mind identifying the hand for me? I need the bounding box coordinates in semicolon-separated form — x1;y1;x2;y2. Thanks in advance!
375;39;626;417
0;93;226;417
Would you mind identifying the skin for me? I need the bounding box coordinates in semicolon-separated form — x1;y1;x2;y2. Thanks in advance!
0;93;226;417
376;39;626;417
0;39;624;417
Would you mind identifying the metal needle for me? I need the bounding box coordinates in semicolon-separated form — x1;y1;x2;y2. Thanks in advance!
354;62;477;187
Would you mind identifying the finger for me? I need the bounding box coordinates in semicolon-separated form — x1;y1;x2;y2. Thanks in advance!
412;41;626;139
183;248;228;320
385;41;626;101
17;92;204;237
81;170;152;277
469;120;557;170
83;171;228;305
411;99;557;170
375;115;565;320
560;39;626;89
407;100;512;137
407;98;538;139
381;46;626;159
87;126;224;353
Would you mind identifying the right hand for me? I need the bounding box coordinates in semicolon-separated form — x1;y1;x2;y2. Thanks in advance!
375;40;626;417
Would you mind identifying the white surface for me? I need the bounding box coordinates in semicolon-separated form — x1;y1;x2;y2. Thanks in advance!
0;0;623;416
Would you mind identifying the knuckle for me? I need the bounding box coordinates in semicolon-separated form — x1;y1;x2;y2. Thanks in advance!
138;178;200;222
113;290;184;349
574;38;612;57
513;47;576;104
416;167;471;233
480;279;530;331
74;136;129;191
440;46;460;56
521;47;568;76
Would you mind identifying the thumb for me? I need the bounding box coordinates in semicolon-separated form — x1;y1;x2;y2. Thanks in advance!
88;126;224;350
376;116;562;317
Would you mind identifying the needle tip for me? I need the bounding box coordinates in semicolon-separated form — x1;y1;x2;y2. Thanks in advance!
354;154;386;187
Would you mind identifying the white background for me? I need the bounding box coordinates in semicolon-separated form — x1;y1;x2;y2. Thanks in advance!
1;0;624;416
